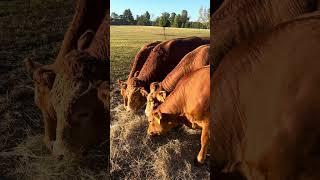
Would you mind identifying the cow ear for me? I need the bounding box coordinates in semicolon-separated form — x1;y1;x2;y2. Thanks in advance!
154;111;162;125
156;91;167;102
78;30;95;51
118;79;127;88
24;58;43;79
140;88;149;97
150;82;160;93
134;71;139;77
96;80;110;107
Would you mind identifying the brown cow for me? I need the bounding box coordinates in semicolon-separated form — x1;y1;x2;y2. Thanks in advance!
148;66;210;165
25;0;109;158
211;12;320;179
145;44;210;117
118;41;161;107
211;0;320;71
125;36;210;112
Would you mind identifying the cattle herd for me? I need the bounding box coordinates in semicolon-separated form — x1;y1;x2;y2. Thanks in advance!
23;0;320;179
119;37;210;165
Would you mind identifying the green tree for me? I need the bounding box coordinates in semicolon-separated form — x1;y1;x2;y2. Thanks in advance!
173;14;182;28
207;8;210;28
111;12;121;24
154;17;160;26
169;12;176;26
159;12;171;36
111;12;119;20
180;10;189;25
123;9;134;24
145;11;151;21
185;22;191;28
143;11;151;25
136;15;145;25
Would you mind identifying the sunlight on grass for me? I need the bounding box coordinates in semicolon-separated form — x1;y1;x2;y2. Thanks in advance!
110;25;209;82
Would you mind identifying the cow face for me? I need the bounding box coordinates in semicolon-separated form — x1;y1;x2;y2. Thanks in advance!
118;80;128;107
25;50;108;158
25;59;57;151
147;110;178;136
145;82;166;117
50;50;107;157
125;77;148;112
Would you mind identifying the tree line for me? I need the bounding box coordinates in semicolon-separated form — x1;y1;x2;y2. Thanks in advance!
111;8;210;29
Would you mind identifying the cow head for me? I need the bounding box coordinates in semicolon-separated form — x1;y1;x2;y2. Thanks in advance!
25;0;109;159
25;59;57;151
147;110;179;136
145;82;167;117
118;79;128;107
124;72;149;112
26;50;108;158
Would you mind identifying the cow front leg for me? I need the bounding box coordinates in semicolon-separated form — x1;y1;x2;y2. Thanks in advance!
197;123;209;164
52;114;68;159
42;112;56;152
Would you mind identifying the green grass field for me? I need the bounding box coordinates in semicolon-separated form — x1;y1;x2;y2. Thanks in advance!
110;25;210;179
110;25;209;82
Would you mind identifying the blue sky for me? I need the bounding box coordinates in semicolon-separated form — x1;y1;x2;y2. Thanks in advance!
110;0;210;21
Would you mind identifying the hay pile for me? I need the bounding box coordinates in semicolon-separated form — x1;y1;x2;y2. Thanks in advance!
109;87;210;179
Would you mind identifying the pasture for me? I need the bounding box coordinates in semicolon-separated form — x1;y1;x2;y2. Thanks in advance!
0;1;108;179
110;26;210;179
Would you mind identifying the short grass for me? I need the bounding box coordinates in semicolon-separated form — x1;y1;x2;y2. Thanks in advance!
110;26;210;179
110;25;210;83
0;1;108;179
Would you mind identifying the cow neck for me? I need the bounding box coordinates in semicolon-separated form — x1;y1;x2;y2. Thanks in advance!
56;0;107;62
157;86;185;116
160;47;203;93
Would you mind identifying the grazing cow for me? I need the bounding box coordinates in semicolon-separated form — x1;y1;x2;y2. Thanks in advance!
211;12;320;179
25;0;109;158
148;66;210;164
125;36;210;112
118;41;161;107
211;0;320;71
145;44;210;117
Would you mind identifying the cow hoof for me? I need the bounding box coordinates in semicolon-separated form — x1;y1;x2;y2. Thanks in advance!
194;157;204;167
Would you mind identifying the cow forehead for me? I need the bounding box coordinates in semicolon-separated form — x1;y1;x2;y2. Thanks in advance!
49;74;93;113
126;78;143;88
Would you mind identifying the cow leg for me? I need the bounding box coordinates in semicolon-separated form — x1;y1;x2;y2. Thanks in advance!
42;113;56;152
52;115;67;159
197;122;209;164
